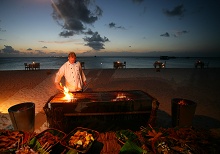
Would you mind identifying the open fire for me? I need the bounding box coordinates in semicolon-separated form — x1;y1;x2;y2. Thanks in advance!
63;86;74;101
60;83;74;102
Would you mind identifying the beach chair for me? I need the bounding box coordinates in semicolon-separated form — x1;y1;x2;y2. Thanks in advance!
113;62;118;69
123;61;126;68
24;63;30;70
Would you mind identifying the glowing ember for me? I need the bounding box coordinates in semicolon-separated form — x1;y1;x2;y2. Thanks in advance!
178;100;187;105
112;93;130;101
116;93;126;99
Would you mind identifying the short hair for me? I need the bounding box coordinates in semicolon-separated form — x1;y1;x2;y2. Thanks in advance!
68;52;76;58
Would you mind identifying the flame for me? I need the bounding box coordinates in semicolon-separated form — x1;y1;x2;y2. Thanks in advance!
112;93;130;101
63;86;73;101
116;93;126;99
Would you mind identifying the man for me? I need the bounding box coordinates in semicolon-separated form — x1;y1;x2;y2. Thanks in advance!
55;52;86;92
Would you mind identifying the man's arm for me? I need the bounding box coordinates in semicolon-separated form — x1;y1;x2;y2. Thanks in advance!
54;64;65;91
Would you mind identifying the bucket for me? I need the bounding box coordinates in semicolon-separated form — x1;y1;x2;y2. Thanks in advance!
171;98;197;127
8;102;35;132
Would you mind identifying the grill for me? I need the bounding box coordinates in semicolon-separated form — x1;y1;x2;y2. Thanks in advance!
44;90;159;133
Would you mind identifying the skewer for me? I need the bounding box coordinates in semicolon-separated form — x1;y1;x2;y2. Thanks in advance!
21;136;23;149
39;142;53;154
40;142;48;153
44;145;52;152
41;142;49;149
61;149;67;154
16;140;19;150
148;124;153;130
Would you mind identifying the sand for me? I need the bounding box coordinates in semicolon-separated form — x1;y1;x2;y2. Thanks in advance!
0;68;220;134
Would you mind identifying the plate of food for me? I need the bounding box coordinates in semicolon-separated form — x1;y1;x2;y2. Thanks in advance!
28;128;66;153
0;130;29;153
60;127;99;153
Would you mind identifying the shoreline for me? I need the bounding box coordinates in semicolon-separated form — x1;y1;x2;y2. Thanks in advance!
0;68;220;134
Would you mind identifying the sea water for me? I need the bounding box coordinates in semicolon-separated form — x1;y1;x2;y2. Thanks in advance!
0;56;220;70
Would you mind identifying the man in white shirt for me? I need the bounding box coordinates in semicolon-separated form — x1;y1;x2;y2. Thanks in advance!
55;52;86;92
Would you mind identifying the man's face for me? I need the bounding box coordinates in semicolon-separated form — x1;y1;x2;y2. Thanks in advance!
68;56;76;64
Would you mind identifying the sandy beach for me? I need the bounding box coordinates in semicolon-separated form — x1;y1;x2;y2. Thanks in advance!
1;68;220;134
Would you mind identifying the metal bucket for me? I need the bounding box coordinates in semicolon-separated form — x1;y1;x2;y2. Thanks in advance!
8;102;35;132
171;98;197;127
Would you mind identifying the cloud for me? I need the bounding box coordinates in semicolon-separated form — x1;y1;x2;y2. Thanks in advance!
160;32;170;37
83;32;110;50
0;45;66;57
39;40;74;44
173;30;189;37
84;28;95;35
59;30;75;37
51;0;102;37
34;50;45;55
163;4;185;19
1;45;20;54
108;22;116;28
0;28;6;32
108;22;125;30
160;30;188;38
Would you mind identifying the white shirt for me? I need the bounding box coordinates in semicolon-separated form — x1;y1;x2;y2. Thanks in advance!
55;61;86;92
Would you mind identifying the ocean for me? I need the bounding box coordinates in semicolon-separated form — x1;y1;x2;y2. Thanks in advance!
0;56;220;70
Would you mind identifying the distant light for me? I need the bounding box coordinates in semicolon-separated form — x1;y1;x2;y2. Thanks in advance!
101;63;102;65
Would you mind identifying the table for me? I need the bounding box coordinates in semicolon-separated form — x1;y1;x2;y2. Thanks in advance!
44;90;159;133
194;61;204;68
153;61;166;68
29;63;40;70
113;61;126;69
24;63;40;70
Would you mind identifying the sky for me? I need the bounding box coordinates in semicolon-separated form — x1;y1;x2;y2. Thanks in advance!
0;0;220;57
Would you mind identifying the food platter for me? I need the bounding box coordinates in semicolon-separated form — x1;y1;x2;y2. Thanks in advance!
0;130;29;153
29;128;66;153
60;127;99;153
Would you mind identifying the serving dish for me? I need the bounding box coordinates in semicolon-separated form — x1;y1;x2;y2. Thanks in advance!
29;128;66;152
0;130;29;153
60;127;99;153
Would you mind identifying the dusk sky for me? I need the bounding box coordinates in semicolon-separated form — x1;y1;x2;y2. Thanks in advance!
0;0;219;57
